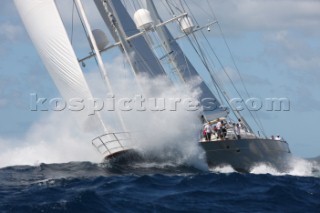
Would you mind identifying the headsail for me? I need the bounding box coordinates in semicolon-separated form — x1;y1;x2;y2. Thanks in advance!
14;0;107;132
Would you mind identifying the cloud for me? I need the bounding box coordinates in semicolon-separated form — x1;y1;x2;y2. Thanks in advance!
0;22;22;42
203;0;320;36
279;84;320;112
0;64;56;111
216;66;270;86
143;0;319;38
0;99;7;108
0;111;102;168
259;30;320;112
0;22;23;55
263;30;320;84
0;76;21;101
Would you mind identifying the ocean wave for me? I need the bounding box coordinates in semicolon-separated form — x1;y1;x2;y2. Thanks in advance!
1;164;319;213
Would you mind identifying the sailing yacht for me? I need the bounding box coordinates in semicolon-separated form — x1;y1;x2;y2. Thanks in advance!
14;0;291;172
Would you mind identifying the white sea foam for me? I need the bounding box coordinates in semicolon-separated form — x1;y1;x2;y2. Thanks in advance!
0;112;102;168
206;156;320;177
85;60;209;171
250;163;282;175
209;165;236;174
250;157;320;177
120;76;208;171
0;61;208;170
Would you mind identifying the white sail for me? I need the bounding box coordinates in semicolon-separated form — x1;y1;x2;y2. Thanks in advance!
14;0;106;132
14;0;292;169
14;0;91;102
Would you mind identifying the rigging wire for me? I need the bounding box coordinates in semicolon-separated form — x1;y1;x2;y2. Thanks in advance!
185;32;233;115
150;32;182;83
166;0;183;14
180;0;266;136
206;1;251;100
194;0;266;136
180;2;229;108
55;1;75;45
164;0;228;113
70;1;75;45
149;1;225;119
160;0;174;18
128;0;138;12
73;0;90;48
73;0;103;76
156;1;187;82
164;1;226;104
206;0;266;135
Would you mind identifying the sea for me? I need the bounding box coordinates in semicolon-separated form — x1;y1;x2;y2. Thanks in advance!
1;157;319;213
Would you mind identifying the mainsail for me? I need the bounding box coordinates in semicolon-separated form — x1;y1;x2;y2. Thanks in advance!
145;0;228;120
14;0;292;171
14;0;107;132
94;0;167;77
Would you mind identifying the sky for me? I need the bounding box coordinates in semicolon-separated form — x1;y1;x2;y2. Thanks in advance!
0;0;320;160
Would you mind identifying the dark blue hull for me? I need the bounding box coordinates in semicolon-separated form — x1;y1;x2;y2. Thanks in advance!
200;139;292;172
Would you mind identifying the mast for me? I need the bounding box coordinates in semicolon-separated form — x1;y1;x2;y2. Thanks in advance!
94;0;167;77
144;0;185;84
148;0;256;133
144;0;228;121
92;0;137;79
74;0;128;132
151;1;255;132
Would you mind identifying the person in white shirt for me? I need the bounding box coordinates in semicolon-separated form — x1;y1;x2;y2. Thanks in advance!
204;123;212;141
238;118;248;132
235;123;241;139
275;135;281;140
216;118;222;139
